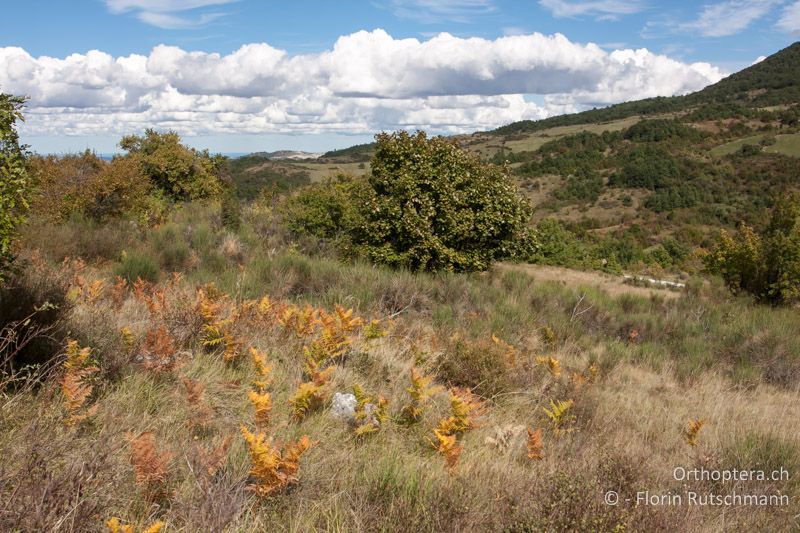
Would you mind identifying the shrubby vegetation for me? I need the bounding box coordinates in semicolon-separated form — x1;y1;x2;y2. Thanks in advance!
285;131;537;272
0;94;30;281
27;130;228;226
706;195;800;305
609;145;680;190
119;129;225;201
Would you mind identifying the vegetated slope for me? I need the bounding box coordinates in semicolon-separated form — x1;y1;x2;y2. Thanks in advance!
471;42;800;278
227;154;311;199
493;41;800;136
228;42;800;279
4;200;800;531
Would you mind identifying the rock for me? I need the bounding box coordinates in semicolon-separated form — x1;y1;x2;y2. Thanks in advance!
330;392;356;422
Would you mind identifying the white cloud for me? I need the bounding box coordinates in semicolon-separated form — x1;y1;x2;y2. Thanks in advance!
778;1;800;32
104;0;236;28
538;0;645;18
0;30;725;140
384;0;496;23
684;0;782;37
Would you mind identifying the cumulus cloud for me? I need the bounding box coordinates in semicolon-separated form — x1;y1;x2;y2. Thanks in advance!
778;1;800;32
0;30;725;139
104;0;237;29
538;0;645;19
683;0;782;37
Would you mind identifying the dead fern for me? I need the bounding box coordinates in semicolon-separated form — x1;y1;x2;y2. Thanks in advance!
400;367;442;423
536;356;562;378
106;517;164;533
526;427;544;460
240;426;313;497
61;339;98;427
352;384;388;437
430;388;483;471
126;431;174;501
181;376;213;431
684;418;705;447
141;325;183;372
431;429;462;471
249;347;272;392
198;435;233;478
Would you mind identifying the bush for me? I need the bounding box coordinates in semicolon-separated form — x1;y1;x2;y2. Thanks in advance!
705;194;800;305
436;336;514;397
281;174;365;243
609;146;679;190
0;93;30;282
119;129;224;201
356;131;537;272
220;191;242;231
114;251;160;284
28;152;153;223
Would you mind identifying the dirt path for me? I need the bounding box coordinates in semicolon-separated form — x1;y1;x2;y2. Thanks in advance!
496;263;684;300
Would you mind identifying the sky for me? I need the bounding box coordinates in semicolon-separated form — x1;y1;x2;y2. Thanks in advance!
1;0;798;154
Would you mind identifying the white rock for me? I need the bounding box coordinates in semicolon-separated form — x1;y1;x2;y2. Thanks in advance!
330;392;357;422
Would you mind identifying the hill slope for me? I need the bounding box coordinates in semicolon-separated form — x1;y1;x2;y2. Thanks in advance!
494;41;800;136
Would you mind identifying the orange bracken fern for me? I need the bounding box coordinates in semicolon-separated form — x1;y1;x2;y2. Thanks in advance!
526;427;544;460
126;431;174;501
240;426;313;497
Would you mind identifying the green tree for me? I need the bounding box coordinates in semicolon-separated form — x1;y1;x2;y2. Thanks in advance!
0;93;30;282
119;129;224;201
356;131;537;272
705;195;800;305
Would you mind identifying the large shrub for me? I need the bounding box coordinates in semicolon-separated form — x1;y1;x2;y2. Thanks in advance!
29;152;153;222
119;129;225;201
356;131;537;272
0;93;30;282
282;174;365;243
705;195;800;305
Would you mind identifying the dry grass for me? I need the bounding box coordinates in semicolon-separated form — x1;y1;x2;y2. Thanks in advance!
1;206;798;532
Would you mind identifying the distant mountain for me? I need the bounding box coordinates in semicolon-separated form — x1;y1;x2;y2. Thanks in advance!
494;42;800;136
245;150;323;161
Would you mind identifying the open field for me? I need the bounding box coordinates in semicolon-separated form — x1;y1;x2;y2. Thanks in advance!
766;133;800;156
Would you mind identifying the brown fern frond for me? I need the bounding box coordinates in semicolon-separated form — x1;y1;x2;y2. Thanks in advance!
248;390;273;428
126;431;174;501
110;276;128;308
526;427;544;460
400;367;442;423
249;347;273;392
86;279;106;304
181;376;213;430
141;325;182;372
106;517;164;533
684;418;705;447
199;435;233;477
431;429;462;471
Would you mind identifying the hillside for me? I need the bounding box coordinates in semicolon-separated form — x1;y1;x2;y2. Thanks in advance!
227;42;800;280
494;41;800;135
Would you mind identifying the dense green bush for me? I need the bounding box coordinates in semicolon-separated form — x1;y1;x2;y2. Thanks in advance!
119;129;225;201
705;195;800;305
357;131;537;272
0;93;30;282
282;174;365;242
609;146;680;190
623;119;703;143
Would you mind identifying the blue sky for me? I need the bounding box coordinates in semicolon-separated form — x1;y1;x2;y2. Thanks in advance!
1;0;798;154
